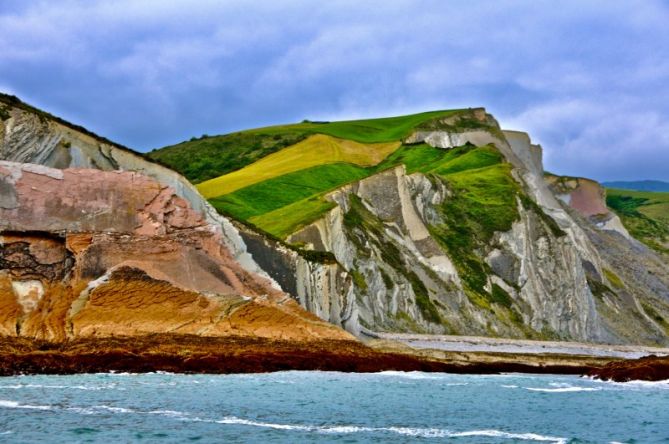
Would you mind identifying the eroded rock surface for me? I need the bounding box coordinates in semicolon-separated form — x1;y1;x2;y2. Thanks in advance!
0;161;350;342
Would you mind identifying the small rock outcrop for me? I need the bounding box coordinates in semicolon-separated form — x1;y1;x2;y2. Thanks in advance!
588;355;669;382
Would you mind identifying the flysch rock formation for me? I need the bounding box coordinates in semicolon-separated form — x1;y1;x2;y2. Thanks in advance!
2;97;668;348
0;160;351;342
284;112;669;345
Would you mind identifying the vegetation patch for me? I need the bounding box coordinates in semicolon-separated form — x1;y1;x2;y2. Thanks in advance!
248;197;335;239
0;105;10;121
587;277;614;300
603;268;624;289
519;195;567;237
606;188;669;256
641;302;669;334
350;268;368;293
490;284;513;308
148;109;466;183
196;134;400;198
424;146;524;318
405;270;441;324
209;163;369;220
149;130;307;184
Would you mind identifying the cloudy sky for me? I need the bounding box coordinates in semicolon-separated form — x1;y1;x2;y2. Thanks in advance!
1;0;668;181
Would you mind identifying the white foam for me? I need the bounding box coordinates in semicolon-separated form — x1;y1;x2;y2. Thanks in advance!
525;386;600;393
214;416;567;442
95;405;135;413
217;417;312;431
374;371;452;380
449;430;567;443
0;383;116;391
0;399;52;410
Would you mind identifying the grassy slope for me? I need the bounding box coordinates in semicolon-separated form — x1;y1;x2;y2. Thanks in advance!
606;188;669;254
196;134;400;198
211;144;448;238
147;109;462;184
220;144;516;243
209;163;370;220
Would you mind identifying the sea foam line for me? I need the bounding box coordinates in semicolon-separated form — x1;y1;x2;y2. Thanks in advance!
525;387;600;393
0;399;569;443
215;416;566;442
0;400;52;410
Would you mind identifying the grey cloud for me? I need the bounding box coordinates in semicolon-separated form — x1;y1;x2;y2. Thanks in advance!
0;0;667;181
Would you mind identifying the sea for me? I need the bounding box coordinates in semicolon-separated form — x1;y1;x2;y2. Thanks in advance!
0;371;667;443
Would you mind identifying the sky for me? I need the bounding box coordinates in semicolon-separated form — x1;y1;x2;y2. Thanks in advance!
1;0;668;182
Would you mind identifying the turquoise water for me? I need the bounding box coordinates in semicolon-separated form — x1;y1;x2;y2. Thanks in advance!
0;372;667;443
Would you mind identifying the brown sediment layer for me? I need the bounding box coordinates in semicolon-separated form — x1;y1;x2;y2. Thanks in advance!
0;335;597;377
587;355;669;382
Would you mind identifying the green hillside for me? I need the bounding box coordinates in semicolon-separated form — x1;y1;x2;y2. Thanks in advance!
146;108;574;325
147;107;508;238
147;109;475;184
197;134;400;198
606;188;669;255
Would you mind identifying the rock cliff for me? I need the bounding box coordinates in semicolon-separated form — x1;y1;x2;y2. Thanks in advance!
3;95;668;348
0;97;266;278
282;117;669;345
0;160;350;342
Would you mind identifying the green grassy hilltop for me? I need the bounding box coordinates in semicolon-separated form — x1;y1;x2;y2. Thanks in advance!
606;188;669;255
148;109;463;184
148;108;502;238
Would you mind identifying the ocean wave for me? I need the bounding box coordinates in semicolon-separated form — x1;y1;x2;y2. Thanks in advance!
0;383;117;391
374;371;455;380
215;416;566;442
0;399;52;410
525;386;600;393
95;405;136;413
589;378;669;389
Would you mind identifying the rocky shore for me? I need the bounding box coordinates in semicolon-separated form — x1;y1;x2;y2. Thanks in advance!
587;355;669;382
2;334;668;381
0;334;601;377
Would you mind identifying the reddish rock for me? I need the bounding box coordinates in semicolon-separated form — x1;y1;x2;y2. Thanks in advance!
587;355;669;382
0;161;353;344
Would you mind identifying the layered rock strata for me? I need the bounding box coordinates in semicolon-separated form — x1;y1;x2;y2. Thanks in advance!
0;161;351;342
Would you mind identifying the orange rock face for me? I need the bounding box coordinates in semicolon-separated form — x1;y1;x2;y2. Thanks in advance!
0;161;352;343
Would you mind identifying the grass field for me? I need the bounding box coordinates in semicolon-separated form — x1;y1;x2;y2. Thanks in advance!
196;134;400;198
248;197;337;240
236;109;463;143
606;188;669;254
147;109;468;183
209;163;370;221
209;143;515;240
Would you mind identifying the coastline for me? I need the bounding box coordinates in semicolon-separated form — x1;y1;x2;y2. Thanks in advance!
1;334;666;381
368;333;669;359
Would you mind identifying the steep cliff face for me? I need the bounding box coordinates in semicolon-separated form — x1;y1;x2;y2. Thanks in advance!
4;95;668;347
0;99;266;279
287;163;606;341
283;122;669;344
0;96;359;338
546;174;630;237
0;161;351;342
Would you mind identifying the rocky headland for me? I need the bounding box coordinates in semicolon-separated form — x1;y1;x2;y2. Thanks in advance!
1;94;668;380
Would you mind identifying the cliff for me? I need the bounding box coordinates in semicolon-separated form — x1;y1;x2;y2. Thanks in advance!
189;110;669;345
4;94;669;350
0;160;350;342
